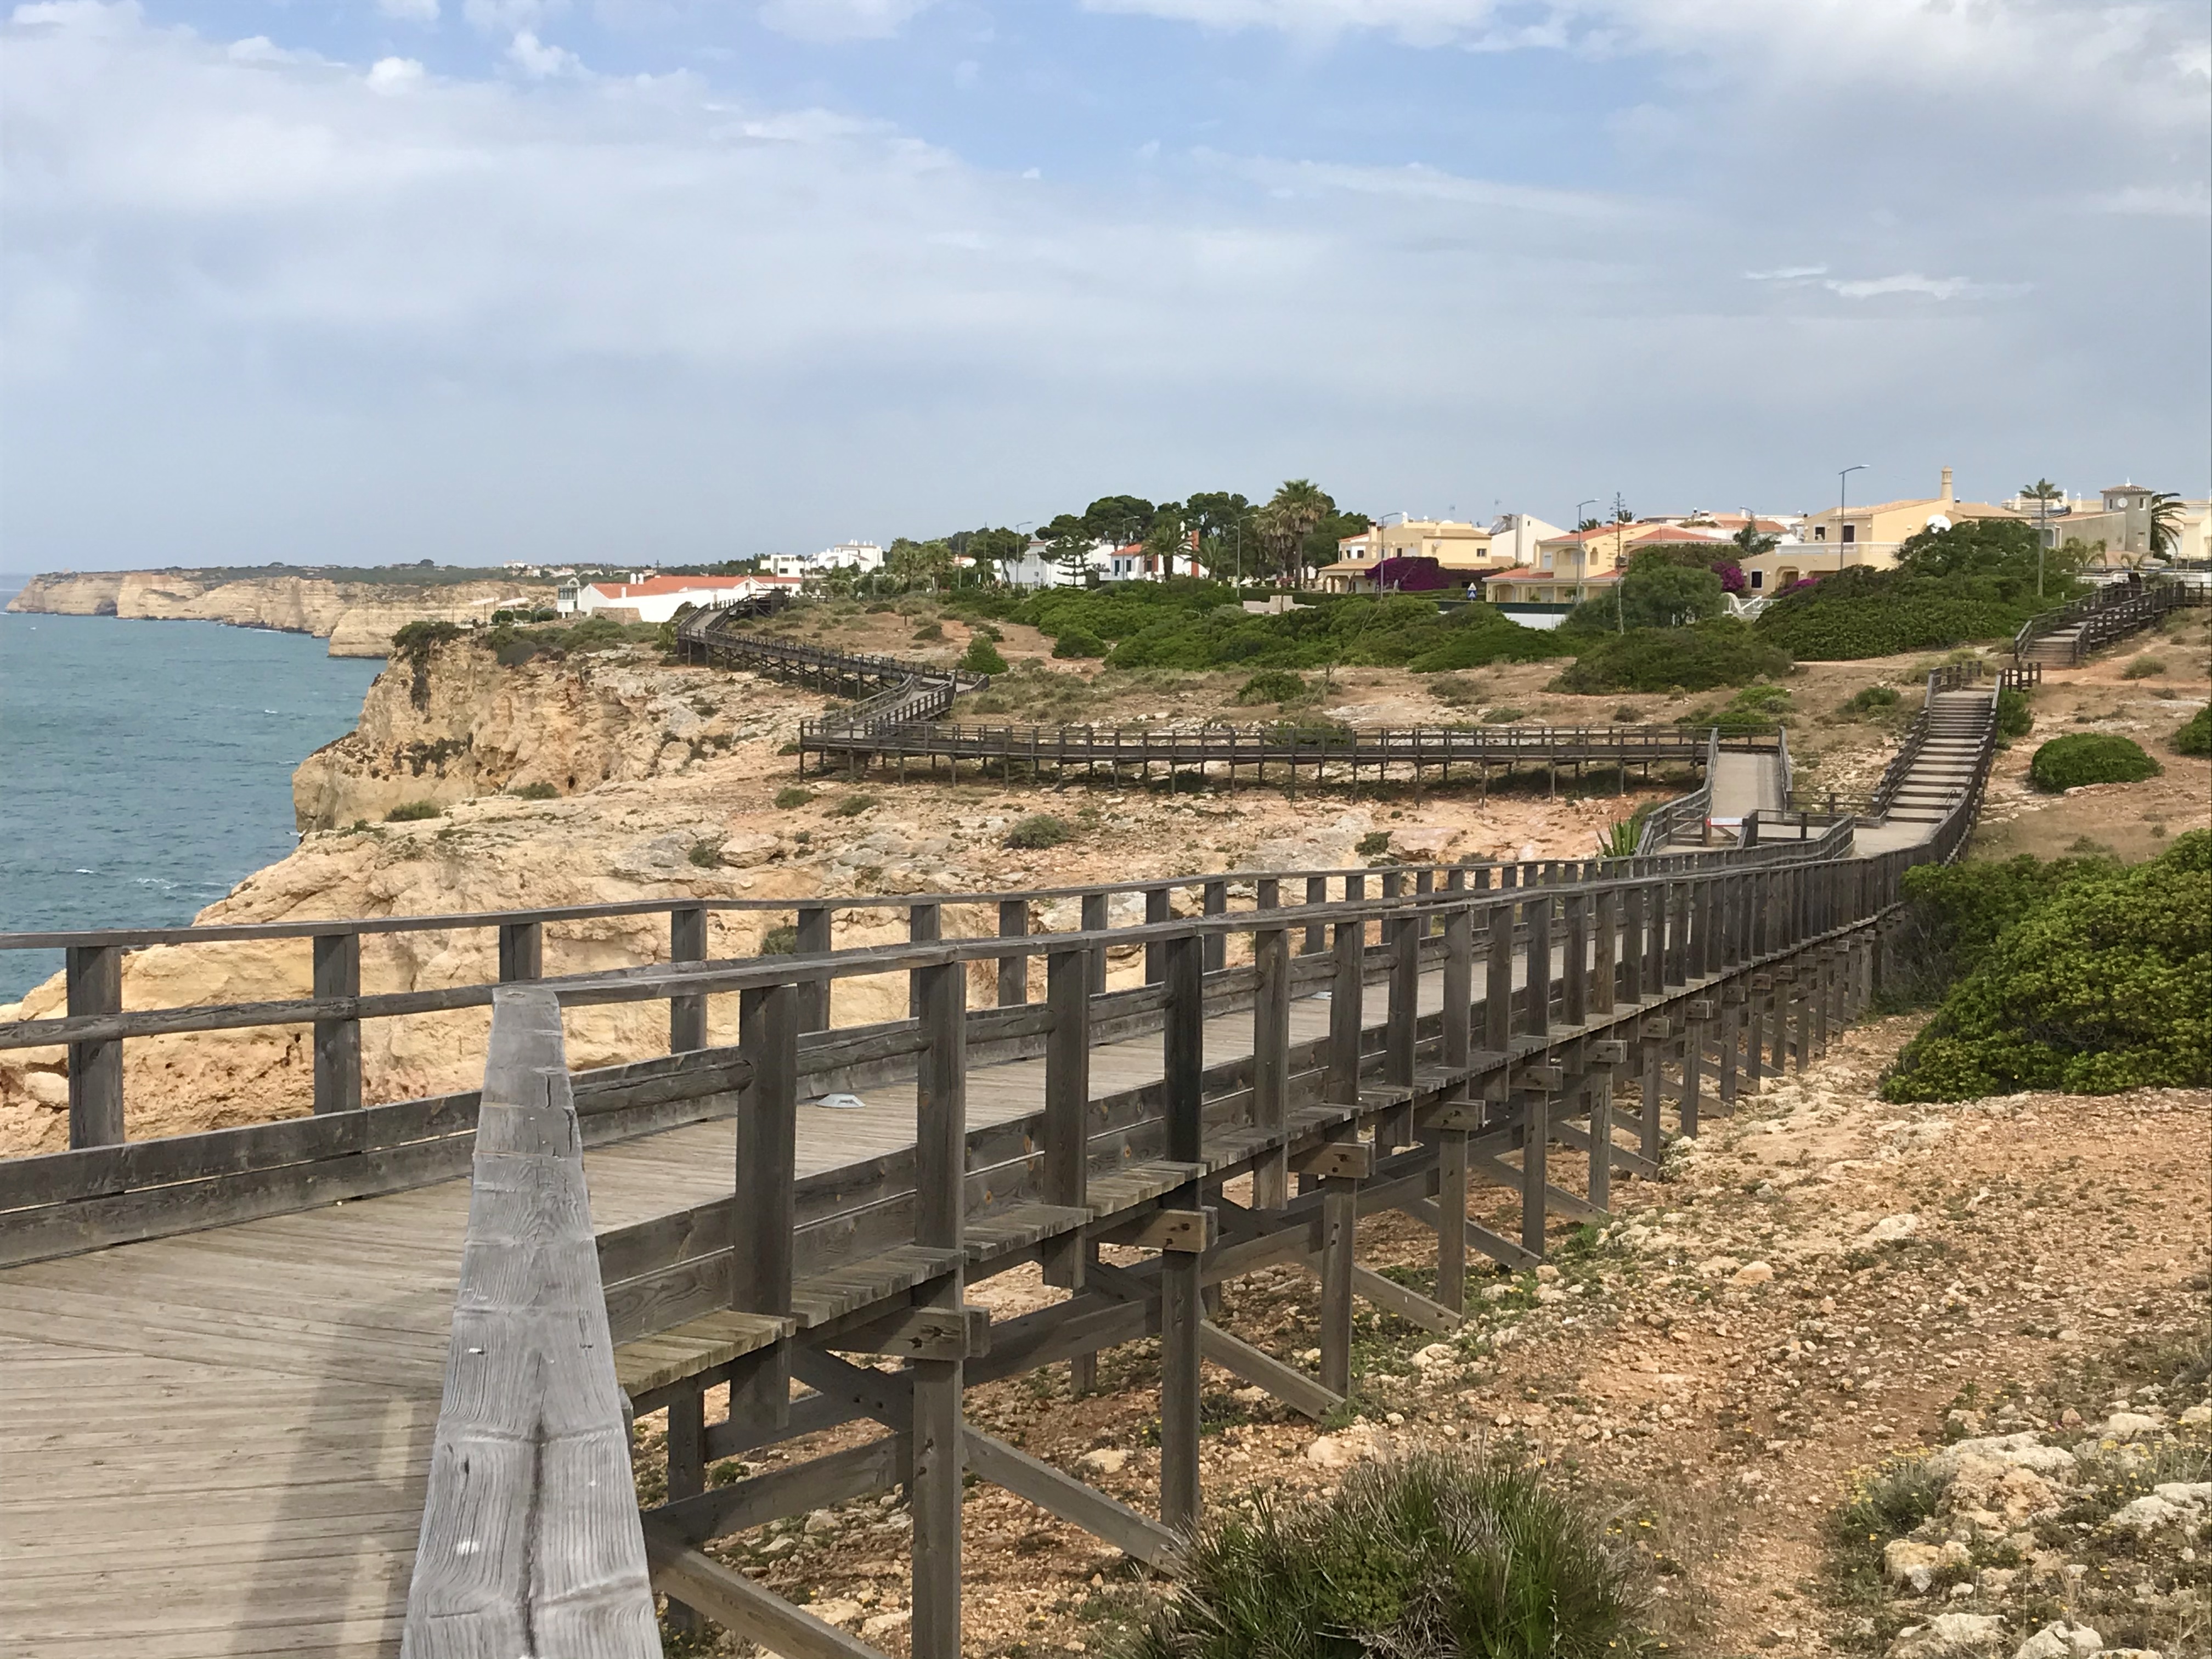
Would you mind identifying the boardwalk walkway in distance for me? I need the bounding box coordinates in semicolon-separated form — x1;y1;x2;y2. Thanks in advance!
0;657;2042;1659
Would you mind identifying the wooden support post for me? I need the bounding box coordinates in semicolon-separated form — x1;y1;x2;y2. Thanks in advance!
1318;1177;1357;1398
911;960;967;1659
1203;878;1228;974
1304;875;1328;955
1680;1019;1703;1138
1252;901;1291;1212
907;902;942;1020
1383;911;1419;1146
1520;1092;1549;1260
1621;884;1645;1006
312;932;361;1117
730;982;797;1431
1638;1028;1664;1161
1563;893;1588;1028
1593;890;1618;1016
1587;1074;1614;1215
498;918;543;982
64;944;122;1150
1144;887;1170;984
1485;903;1514;1058
1081;891;1108;995
1718;999;1741;1111
1328;916;1364;1107
1159;933;1205;1533
1525;894;1551;1038
1043;950;1091;1285
663;1384;708;1632
795;904;832;1031
670;904;708;1053
997;898;1029;1008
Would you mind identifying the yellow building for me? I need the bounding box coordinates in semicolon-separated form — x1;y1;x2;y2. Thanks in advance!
1795;467;2021;568
1318;515;1496;592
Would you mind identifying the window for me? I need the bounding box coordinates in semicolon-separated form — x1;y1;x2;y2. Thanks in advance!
1750;570;1764;590
1841;524;1856;544
1813;526;1826;541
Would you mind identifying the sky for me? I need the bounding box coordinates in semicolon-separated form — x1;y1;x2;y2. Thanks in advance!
4;0;2208;568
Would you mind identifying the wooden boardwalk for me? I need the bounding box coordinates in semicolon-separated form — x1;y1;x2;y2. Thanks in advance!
0;973;1415;1656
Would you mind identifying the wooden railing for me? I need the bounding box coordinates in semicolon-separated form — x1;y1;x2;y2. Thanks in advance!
2012;575;2199;664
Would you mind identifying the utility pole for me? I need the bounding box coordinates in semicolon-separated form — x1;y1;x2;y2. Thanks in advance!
2036;490;2050;597
1571;497;1604;630
1837;465;1868;566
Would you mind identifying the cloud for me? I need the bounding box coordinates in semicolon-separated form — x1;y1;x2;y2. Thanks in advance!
506;27;581;74
376;0;441;21
757;0;934;42
1820;272;2029;301
365;54;425;91
2089;183;2211;217
1214;153;1624;219
1744;265;1828;281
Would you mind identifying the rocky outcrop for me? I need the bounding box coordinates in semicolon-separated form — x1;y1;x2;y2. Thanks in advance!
291;637;779;830
4;570;551;657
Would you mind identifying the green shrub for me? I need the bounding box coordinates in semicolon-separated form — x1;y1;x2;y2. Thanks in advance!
2123;655;2167;680
687;838;722;868
386;800;442;821
1611;704;1645;724
1235;669;1308;704
1693;683;1791;734
1051;629;1108;659
1881;832;2211;1100
911;620;945;642
1750;525;2070;658
1995;686;2033;738
1003;814;1073;850
1553;620;1791;693
1114;1451;1653;1659
505;781;559;800
1886;852;2118;1003
1356;830;1393;859
773;786;814;810
2172;704;2211;756
390;618;461;662
1841;685;1901;719
830;794;877;817
758;923;798;955
958;635;1008;674
1481;706;1526;724
2028;733;2162;792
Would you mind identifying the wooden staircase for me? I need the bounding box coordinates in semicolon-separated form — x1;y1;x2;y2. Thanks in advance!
1881;691;1992;825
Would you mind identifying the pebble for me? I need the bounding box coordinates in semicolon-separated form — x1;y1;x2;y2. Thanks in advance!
1077;1448;1130;1477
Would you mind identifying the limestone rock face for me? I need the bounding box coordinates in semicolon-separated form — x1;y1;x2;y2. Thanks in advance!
5;571;549;658
291;638;783;831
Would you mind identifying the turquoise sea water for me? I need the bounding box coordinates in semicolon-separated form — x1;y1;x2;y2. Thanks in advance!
0;581;383;1001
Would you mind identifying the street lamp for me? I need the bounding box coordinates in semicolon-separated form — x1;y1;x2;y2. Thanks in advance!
1837;465;1868;565
1570;497;1605;630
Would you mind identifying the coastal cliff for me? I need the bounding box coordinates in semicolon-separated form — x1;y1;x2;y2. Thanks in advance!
5;569;552;656
292;635;774;829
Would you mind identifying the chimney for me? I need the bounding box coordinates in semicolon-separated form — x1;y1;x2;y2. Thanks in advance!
1939;467;1954;505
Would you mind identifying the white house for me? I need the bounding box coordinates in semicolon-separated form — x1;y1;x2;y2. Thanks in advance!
569;574;799;623
816;541;885;573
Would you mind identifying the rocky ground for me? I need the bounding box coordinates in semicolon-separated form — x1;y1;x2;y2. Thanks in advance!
628;1012;2210;1658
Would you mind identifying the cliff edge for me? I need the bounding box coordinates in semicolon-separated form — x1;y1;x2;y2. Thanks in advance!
5;569;552;657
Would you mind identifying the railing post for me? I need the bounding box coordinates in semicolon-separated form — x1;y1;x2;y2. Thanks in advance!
1562;892;1588;1027
1525;893;1551;1038
1158;933;1205;1533
669;904;708;1053
497;919;543;982
65;944;123;1150
1435;901;1474;1314
729;981;797;1433
911;958;967;1659
909;901;941;1018
1328;912;1364;1107
1485;903;1514;1057
1202;877;1228;974
1044;947;1093;1392
1252;879;1291;1211
1621;884;1645;1006
312;932;362;1116
1592;890;1618;1015
997;899;1029;1007
1081;891;1108;995
1144;887;1170;984
1303;875;1328;954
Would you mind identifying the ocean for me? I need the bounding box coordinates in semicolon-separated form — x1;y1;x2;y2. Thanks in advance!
0;581;383;1002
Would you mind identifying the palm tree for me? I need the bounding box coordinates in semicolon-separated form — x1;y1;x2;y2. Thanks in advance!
2019;478;2062;503
1730;522;1779;560
1264;479;1334;585
2148;491;2185;559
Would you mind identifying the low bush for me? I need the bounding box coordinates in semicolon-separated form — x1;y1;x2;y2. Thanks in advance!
2028;733;2162;792
687;838;721;868
1693;683;1792;734
1551;620;1791;693
911;620;945;643
1051;629;1108;659
958;635;1008;674
1356;830;1393;859
2172;704;2211;756
1114;1451;1654;1659
1753;520;2074;659
1612;704;1645;724
757;924;798;955
830;794;877;817
2123;655;2167;679
505;781;559;800
772;786;814;810
1002;814;1073;850
390;619;461;663
1841;685;1901;719
1881;831;2211;1099
1481;706;1526;724
1235;669;1308;705
386;800;442;821
1884;851;2117;1003
1995;686;2034;738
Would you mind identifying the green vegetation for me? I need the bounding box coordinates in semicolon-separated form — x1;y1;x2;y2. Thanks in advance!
1565;550;1725;633
830;794;878;817
772;786;814;810
957;634;1008;674
687;839;722;868
385;800;442;821
1002;814;1073;850
1012;583;1566;675
1881;832;2210;1100
1882;851;2119;1003
505;781;559;800
1112;1452;1654;1659
2028;732;2162;792
2173;704;2211;756
2123;654;2168;680
910;619;945;643
1754;520;2076;660
390;619;461;665
1841;685;1901;719
1235;669;1308;704
1551;620;1791;693
483;613;659;666
1995;686;2033;738
1691;683;1791;733
1356;830;1393;860
757;924;798;955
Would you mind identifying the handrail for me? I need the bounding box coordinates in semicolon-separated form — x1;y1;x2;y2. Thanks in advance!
2012;575;2194;664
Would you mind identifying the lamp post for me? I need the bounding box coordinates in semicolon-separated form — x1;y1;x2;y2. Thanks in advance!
1837;465;1867;566
2035;491;2049;597
1569;497;1605;630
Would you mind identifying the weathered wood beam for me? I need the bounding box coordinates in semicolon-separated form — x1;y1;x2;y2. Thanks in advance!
963;1430;1184;1571
643;1527;887;1659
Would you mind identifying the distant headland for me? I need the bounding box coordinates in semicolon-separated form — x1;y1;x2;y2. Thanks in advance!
4;564;556;658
